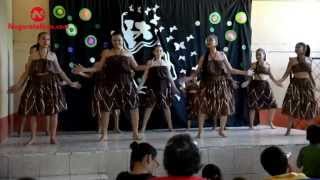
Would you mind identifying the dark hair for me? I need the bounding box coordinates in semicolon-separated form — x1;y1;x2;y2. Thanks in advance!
163;134;201;176
202;164;222;180
305;45;311;57
256;48;267;61
152;44;163;59
111;31;123;37
233;177;246;180
30;44;38;54
17;178;36;180
36;32;50;50
201;50;210;82
296;42;311;57
129;142;157;171
205;34;218;46
153;44;162;50
260;146;288;176
306;125;320;144
37;32;49;43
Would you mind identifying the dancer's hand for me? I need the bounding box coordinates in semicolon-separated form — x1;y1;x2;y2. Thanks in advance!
59;81;68;86
70;81;81;89
8;84;20;93
246;69;254;76
241;80;250;88
74;64;85;73
275;81;283;87
232;81;239;89
172;86;180;95
137;85;147;94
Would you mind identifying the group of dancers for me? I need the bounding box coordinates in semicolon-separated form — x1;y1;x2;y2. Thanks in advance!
8;31;319;145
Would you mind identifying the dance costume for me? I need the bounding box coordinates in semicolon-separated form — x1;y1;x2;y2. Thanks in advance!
282;58;318;119
92;55;139;117
142;59;172;108
186;79;200;120
248;62;277;110
198;52;235;117
18;52;67;115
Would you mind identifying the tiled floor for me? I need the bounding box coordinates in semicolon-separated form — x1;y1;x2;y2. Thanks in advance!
0;126;307;155
0;126;308;180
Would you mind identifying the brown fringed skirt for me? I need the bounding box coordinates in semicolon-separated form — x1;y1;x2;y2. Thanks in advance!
185;82;200;120
248;80;277;110
187;91;200;120
282;78;319;120
198;76;235;117
91;75;139;117
91;56;139;117
141;66;172;108
18;74;67;115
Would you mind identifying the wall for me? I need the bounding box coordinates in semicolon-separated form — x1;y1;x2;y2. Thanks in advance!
251;0;320;104
11;0;49;109
0;0;13;143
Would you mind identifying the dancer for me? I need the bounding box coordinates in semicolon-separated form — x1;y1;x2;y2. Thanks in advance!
74;32;145;141
72;69;122;134
196;34;253;138
278;42;318;136
184;68;200;129
18;44;51;137
139;45;179;133
8;32;81;145
180;68;218;130
245;48;282;129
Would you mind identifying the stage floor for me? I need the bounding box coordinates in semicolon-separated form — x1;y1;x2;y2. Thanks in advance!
0;126;308;180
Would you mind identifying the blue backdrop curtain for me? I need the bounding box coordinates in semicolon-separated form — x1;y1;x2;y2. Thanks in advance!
49;0;252;131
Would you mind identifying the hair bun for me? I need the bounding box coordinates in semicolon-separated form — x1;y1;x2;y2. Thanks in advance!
130;142;139;150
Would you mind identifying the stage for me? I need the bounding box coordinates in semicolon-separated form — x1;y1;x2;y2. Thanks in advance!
0;126;307;180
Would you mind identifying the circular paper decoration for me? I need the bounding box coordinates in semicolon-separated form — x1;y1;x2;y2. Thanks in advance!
209;27;215;32
103;42;109;48
225;30;237;42
195;20;201;26
53;5;66;19
209;12;221;24
84;35;97;48
223;47;229;52
54;43;59;49
242;44;247;50
79;8;92;21
95;24;101;29
227;21;232;26
69;62;75;69
67;46;74;53
235;12;247;24
66;24;78;37
89;57;96;63
67;15;73;21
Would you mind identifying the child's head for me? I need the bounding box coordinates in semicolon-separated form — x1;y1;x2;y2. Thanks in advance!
153;45;164;59
129;142;158;173
306;125;320;144
233;177;246;180
29;44;38;54
260;146;288;176
202;163;222;180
